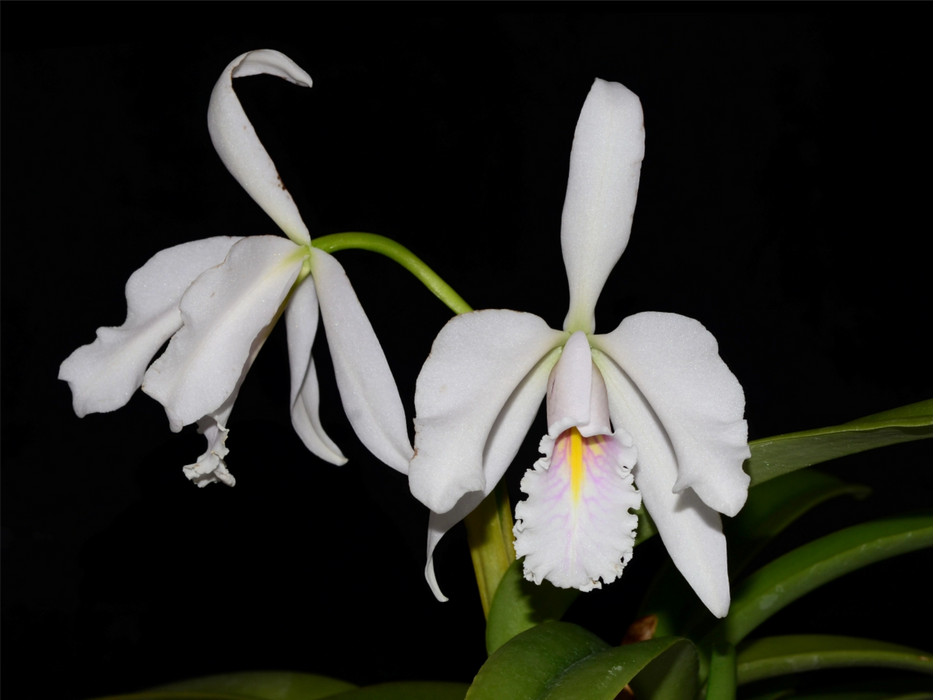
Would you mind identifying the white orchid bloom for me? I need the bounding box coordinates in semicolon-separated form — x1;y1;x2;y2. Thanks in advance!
59;50;413;486
409;79;749;618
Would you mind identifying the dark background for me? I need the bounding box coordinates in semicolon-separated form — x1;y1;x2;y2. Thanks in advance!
3;9;931;699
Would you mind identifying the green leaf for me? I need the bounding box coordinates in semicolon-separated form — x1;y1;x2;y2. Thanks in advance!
485;558;579;655
543;638;697;700
707;513;933;648
746;399;933;486
469;621;697;700
726;469;871;577
638;470;869;640
468;622;608;700
736;635;933;685
328;682;470;700
143;671;357;699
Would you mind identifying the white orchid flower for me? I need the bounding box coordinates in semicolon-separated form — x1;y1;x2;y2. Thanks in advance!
408;79;749;618
59;50;413;486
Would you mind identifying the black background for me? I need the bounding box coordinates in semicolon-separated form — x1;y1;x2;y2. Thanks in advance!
3;9;931;699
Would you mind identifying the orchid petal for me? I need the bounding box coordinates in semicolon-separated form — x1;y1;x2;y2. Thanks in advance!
593;348;731;618
423;346;560;601
208;50;312;246
514;428;639;591
561;79;645;334
309;249;412;473
143;236;306;431
410;310;567;514
425;491;486;602
285;274;347;465
592;312;750;517
59;237;240;417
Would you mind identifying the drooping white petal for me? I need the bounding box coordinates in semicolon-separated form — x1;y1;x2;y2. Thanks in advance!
208;50;313;246
593;348;731;618
561;79;645;334
514;427;639;591
423;346;560;601
59;237;241;417
410;310;567;515
592;312;750;517
143;236;307;431
285;274;347;465
425;490;486;602
309;249;413;473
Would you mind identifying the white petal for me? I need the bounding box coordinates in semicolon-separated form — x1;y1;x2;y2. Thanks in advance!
422;348;560;601
514;428;639;591
309;249;412;473
285;274;347;465
143;236;306;431
561;79;645;334
208;50;313;246
410;310;566;514
592;312;750;517
424;491;486;603
59;237;241;417
593;348;731;618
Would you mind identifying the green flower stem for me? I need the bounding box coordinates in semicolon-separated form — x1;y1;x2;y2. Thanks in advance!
313;232;513;617
311;233;472;315
706;642;737;700
466;481;517;619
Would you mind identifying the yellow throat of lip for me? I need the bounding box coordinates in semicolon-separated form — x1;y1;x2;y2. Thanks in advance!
566;427;608;503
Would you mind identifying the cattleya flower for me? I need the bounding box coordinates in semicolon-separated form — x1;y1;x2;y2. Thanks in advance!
409;79;750;618
59;50;413;485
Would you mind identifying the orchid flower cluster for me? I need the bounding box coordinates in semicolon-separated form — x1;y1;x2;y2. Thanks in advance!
60;49;748;621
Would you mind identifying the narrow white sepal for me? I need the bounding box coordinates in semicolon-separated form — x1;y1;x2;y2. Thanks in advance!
424;491;486;603
59;237;241;418
410;310;567;514
143;236;306;431
562;79;645;334
593;348;732;618
309;249;413;473
285;274;347;465
208;50;313;246
593;312;750;517
421;349;559;601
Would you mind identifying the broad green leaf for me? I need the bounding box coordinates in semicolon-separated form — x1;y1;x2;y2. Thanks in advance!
143;671;357;699
707;514;933;648
470;622;698;700
736;635;933;685
328;682;469;700
726;469;870;578
746;399;933;486
468;622;608;700
627;637;699;700
485;558;579;655
706;642;736;700
542;638;697;700
639;470;868;640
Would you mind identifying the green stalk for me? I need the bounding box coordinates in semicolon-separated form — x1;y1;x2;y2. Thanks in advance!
312;232;471;315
